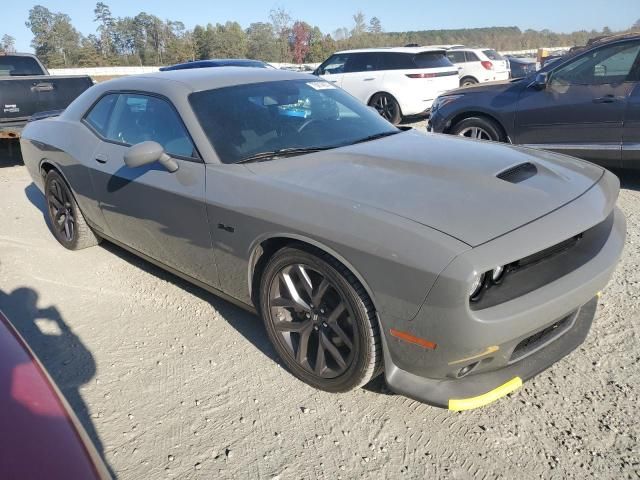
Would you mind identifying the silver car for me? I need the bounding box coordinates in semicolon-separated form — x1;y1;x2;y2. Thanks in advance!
20;68;626;410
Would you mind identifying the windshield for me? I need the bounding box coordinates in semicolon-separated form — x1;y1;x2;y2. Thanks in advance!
0;56;45;76
190;79;398;164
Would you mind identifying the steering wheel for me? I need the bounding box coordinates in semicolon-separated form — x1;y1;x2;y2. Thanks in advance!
296;118;319;134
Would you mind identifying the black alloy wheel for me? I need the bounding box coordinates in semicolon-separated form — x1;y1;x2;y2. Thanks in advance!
369;93;402;125
260;247;381;392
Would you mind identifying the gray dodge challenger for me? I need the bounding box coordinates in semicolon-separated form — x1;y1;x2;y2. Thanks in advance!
20;68;626;410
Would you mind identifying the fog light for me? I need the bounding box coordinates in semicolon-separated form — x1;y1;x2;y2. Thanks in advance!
457;361;479;378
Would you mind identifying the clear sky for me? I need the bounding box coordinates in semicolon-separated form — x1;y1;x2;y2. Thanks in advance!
3;0;638;52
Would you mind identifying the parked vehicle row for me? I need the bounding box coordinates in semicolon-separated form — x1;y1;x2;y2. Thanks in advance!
0;53;93;139
428;33;640;169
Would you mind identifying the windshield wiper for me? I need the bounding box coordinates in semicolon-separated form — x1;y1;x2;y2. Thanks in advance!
353;131;402;144
236;146;334;164
350;130;401;145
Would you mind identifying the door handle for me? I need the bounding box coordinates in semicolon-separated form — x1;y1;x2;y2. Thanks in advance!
363;78;376;81
593;95;617;104
95;155;108;164
328;80;338;83
31;82;54;92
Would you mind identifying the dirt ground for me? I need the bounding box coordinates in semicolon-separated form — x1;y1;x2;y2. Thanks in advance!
0;136;638;479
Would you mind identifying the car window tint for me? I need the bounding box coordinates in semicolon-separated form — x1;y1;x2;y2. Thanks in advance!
552;41;640;86
446;51;466;64
84;94;118;136
190;79;397;164
465;51;480;62
319;54;348;75
344;53;381;73
413;52;454;68
380;53;415;70
104;94;196;158
0;56;45;76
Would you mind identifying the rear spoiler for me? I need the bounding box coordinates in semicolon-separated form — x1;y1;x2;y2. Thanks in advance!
28;109;64;122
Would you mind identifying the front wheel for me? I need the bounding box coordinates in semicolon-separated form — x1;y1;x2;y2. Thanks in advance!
260;247;382;393
369;93;402;125
451;116;506;142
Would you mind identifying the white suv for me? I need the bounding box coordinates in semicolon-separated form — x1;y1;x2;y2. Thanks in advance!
314;47;459;124
443;47;510;87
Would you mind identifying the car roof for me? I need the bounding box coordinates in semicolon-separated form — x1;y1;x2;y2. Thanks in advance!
335;46;446;54
160;59;268;71
98;67;314;93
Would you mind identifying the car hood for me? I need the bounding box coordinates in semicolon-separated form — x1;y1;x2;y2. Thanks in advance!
247;130;604;246
445;77;526;96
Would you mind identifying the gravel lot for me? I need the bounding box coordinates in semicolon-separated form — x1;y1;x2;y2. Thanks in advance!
0;136;638;479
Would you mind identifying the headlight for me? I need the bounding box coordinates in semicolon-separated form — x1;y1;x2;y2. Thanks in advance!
469;272;485;300
432;94;465;112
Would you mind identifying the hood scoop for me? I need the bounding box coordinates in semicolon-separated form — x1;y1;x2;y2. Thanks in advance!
497;162;537;184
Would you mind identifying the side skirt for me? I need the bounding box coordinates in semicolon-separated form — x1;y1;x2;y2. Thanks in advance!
89;224;257;315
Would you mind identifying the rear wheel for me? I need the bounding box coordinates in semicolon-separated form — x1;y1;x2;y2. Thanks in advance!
460;77;478;87
369;93;402;125
260;247;382;392
451;116;506;142
44;170;100;250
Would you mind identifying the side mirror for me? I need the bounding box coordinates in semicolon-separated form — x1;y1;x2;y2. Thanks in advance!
531;72;549;89
124;141;179;173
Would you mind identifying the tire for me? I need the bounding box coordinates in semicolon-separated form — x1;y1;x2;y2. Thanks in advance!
451;116;506;142
44;170;101;250
369;93;402;125
259;246;382;393
460;77;478;87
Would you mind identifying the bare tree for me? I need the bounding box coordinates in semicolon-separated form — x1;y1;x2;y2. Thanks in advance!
1;34;16;53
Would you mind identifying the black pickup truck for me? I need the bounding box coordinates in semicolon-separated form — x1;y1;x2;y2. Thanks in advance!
0;53;93;139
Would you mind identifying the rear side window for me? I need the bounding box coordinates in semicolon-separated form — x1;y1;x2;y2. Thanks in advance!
85;94;118;136
0;56;45;76
413;52;454;68
446;51;467;64
465;51;480;62
380;53;415;70
482;50;504;61
344;53;382;73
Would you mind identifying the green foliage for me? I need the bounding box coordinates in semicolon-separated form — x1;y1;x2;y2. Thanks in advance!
21;4;638;68
1;34;17;53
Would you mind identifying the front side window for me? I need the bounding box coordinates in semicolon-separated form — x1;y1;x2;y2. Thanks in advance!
103;93;196;158
317;54;348;75
189;79;398;164
552;41;640;86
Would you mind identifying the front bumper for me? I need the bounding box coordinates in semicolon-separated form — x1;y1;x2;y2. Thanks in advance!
380;172;625;409
384;297;597;409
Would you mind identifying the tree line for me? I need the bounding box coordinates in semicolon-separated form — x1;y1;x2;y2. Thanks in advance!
1;4;638;68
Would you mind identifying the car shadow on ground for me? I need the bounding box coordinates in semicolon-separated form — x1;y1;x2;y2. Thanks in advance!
0;287;116;479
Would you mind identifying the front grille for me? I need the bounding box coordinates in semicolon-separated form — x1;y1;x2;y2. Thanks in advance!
497;162;537;184
510;314;574;363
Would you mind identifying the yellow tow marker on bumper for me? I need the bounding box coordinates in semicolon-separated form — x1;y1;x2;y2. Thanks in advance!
448;377;523;411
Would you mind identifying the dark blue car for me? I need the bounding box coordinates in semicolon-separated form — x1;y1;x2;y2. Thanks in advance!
160;59;273;71
428;34;640;169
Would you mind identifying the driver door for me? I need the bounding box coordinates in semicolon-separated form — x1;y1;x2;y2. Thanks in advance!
514;40;640;166
84;92;219;287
